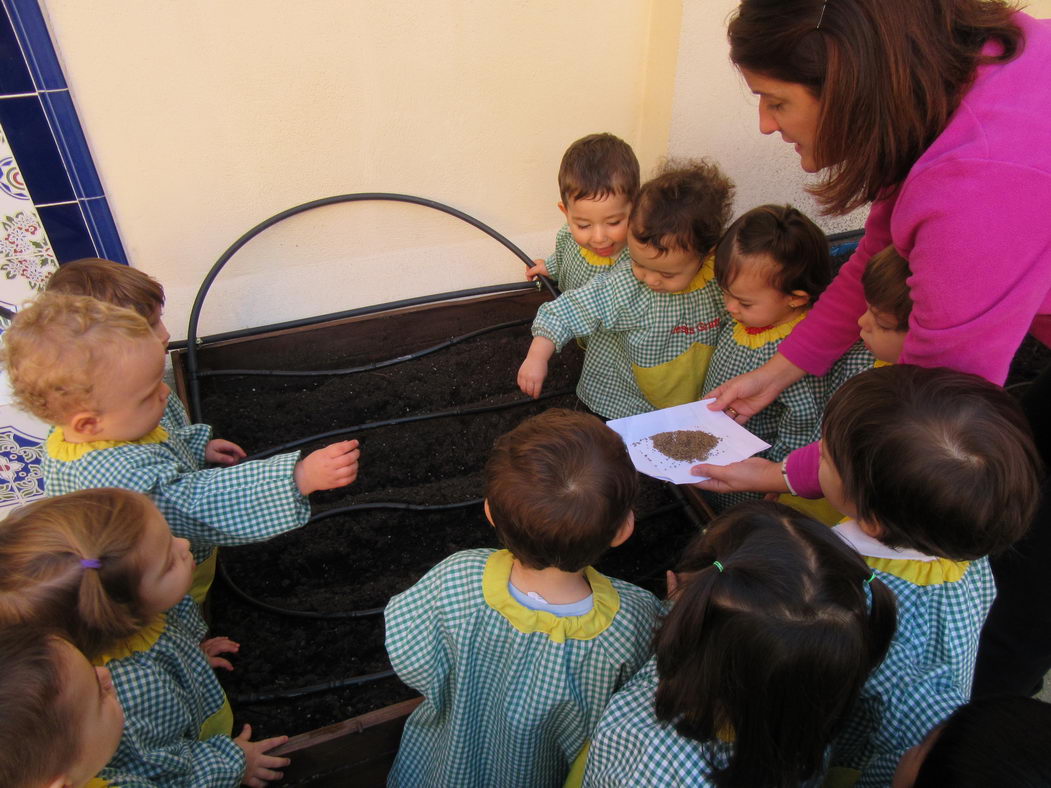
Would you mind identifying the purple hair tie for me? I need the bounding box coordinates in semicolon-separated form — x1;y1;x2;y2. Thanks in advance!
80;558;102;570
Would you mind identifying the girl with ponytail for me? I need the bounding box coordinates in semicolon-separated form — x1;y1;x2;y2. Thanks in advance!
0;489;289;787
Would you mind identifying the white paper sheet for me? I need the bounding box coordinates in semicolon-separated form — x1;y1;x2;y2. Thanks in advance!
606;399;771;485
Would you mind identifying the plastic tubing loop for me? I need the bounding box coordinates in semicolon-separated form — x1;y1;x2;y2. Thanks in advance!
184;193;560;421
196;317;530;378
218;498;689;621
229;669;397;704
245;386;576;462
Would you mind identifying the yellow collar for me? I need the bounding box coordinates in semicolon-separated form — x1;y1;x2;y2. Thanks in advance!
579;247;619;266
46;424;170;461
92;614;167;665
731;310;808;349
86;779;111;788
865;555;970;586
482;550;619;643
674;253;716;294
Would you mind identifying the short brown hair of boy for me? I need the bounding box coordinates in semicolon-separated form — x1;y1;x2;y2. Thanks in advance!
822;365;1042;560
46;257;165;319
485;408;638;572
558;133;641;206
861;245;912;330
715;204;832;300
0;489;156;661
656;501;896;788
630;158;735;256
0;627;82;787
0;292;155;424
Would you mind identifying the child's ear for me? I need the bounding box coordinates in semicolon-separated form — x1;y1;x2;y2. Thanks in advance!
44;775;73;788
788;289;811;308
67;410;103;437
557;201;569;219
858;518;887;540
609;511;636;548
483;499;495;528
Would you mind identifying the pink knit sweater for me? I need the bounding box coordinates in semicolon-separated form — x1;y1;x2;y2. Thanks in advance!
785;13;1051;497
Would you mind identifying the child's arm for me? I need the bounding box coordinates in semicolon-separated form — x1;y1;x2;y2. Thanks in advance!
206;439;247;466
293;439;360;495
234;724;291;787
525;259;551;281
518;336;556;398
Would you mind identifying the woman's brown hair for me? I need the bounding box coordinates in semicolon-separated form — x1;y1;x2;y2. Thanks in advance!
0;489;155;660
728;0;1022;214
656;501;896;788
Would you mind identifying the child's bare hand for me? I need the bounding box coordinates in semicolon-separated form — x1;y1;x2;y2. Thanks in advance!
518;356;548;399
525;259;550;281
234;724;290;787
206;439;247;466
294;439;360;495
201;636;239;671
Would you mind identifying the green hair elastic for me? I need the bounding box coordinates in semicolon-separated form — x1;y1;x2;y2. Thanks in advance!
864;570;876;586
712;561;724;573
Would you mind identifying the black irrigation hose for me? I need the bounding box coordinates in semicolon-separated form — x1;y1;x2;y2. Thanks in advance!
308;498;484;525
196;318;530;378
185;193;559;420
245;386;575;461
230;669;397;704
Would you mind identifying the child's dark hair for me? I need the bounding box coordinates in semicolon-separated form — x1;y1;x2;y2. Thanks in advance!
0;489;157;660
655;501;896;788
822;365;1042;559
715;204;832;300
861;246;912;330
0;626;80;787
485;408;637;571
46;257;165;318
558;133;641;206
630;158;735;256
912;697;1051;788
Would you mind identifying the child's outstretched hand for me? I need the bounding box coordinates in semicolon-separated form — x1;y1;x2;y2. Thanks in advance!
525;259;550;281
206;439;247;466
234;724;290;787
294;439;360;495
201;636;240;671
518;336;556;399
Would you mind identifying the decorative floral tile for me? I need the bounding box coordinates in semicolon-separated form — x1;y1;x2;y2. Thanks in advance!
0;404;48;517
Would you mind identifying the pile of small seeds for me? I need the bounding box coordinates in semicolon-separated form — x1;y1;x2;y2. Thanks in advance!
649;429;721;462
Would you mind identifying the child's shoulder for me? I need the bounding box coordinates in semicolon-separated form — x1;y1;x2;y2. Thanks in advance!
604;574;663;621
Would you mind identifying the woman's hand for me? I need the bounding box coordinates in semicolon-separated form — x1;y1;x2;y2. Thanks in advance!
706;353;807;422
690;457;787;494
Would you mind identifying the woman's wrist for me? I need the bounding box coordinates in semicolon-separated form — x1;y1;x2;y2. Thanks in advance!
765;352;807;390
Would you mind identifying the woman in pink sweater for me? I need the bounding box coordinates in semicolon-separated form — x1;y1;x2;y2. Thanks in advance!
694;0;1051;697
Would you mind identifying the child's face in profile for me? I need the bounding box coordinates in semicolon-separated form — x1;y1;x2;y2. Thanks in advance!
87;335;169;442
559;193;632;259
148;305;171;348
58;638;125;787
721;253;809;328
628;234;703;293
136;501;195;616
858;304;907;363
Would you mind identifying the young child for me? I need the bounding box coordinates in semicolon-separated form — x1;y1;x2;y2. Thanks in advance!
385;409;662;788
0;292;360;605
524;133;639;293
893;696;1051;788
519;159;734;419
702;205;874;510
0;625;128;788
818;365;1042;787
582;501;896;787
858;245;911;363
0;488;289;787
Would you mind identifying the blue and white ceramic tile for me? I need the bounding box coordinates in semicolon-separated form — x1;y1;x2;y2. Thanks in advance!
0;403;47;516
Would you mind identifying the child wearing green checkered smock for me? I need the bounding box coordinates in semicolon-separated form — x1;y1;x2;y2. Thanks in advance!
700;205;875;512
583;501;897;788
519;160;735;419
386;409;662;788
2;292;360;606
524;133;638;294
0;488;291;787
815;366;1042;788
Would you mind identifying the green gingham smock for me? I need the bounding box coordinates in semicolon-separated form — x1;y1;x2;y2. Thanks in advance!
545;224;630;293
583;657;826;787
702;314;874;509
830;521;994;788
41;421;309;566
385;548;661;788
532;257;726;420
96;596;244;787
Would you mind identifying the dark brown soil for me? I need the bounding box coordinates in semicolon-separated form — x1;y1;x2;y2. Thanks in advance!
196;296;698;740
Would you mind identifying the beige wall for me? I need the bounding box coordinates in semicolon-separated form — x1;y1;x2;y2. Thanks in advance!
40;1;681;339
